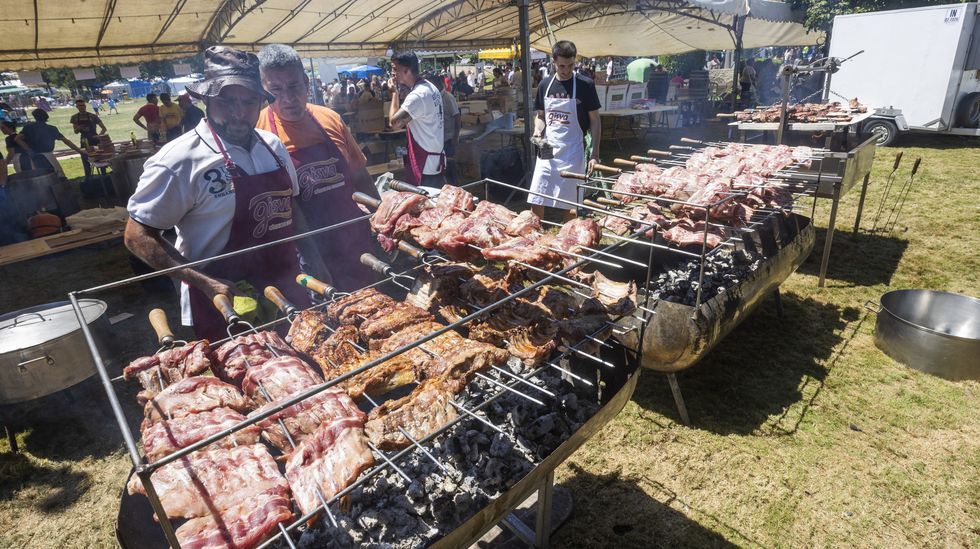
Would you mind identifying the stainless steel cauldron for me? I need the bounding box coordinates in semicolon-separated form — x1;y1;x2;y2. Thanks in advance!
868;290;980;381
0;299;111;405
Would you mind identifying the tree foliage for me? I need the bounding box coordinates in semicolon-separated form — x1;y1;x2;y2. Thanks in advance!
791;0;954;31
658;51;705;77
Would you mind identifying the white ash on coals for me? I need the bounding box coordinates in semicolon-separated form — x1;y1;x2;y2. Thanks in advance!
297;366;600;548
650;250;760;306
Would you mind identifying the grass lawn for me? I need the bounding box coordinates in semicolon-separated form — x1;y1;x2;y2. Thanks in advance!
0;127;977;547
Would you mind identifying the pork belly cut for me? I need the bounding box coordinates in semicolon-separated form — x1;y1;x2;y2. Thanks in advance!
143;376;250;424
285;417;375;515
248;386;364;452
481;234;561;267
286;309;331;355
124;339;213;402
140;407;261;462
241;355;324;405
174;492;294;549
309;325;363;374
590;272;638;316
325;287;395;327
435;184;476;212
365;379;459;451
208;331;295;386
359;302;435;343
406;263;475;313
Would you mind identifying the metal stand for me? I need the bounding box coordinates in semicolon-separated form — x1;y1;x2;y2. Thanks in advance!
666;373;691;426
535;470;555;548
773;287;784;317
818;182;841;287
4;424;17;453
852;173;871;238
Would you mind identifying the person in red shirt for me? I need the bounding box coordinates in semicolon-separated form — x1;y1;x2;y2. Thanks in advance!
256;44;381;292
133;93;162;143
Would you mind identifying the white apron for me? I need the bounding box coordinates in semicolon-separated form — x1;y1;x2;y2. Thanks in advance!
528;75;586;209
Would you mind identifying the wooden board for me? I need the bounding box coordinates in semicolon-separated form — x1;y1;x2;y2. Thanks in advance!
0;220;126;267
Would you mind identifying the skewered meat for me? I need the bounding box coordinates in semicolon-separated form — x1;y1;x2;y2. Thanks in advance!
437;213;509;261
410;210;467;248
663;220;725;249
419;338;509;391
556;218;602;254
406;263;475;313
140;407;262;462
435;184;475;212
241;355;323;405
458;266;524;307
359;302;434;344
371;191;428;250
590;272;637;316
173;492;294;549
557;314;613;343
248;386;364;452
209;331;296;386
127;444;289;519
365;379;458;450
309;325;363;373
124;340;213;402
505;210;543;236
286;310;330;355
285;416;375;515
326;288;396;327
143;376;251;424
529;286;581;320
340;352;419;399
377;320;462;366
469;320;558;367
482;234;561;267
599;212;633;235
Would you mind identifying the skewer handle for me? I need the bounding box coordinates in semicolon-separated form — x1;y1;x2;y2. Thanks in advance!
668;145;695;151
212;294;239;324
360;253;392;276
560;171;588;180
893;151;903;170
263;286;296;316
596;197;622;207
582;199;607;210
646;149;672;157
911;158;921;175
351;192;381;209
716;113;738;118
148;308;174;347
630;155;655;163
388;180;428;195
397;240;425;259
592;164;621;174
679;137;703;145
612;158;638;168
296;274;334;298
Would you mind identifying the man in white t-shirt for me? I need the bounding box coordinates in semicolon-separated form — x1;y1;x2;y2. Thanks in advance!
125;46;306;338
388;52;445;187
426;75;460;184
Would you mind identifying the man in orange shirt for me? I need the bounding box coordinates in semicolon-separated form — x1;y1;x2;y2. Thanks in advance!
256;44;380;291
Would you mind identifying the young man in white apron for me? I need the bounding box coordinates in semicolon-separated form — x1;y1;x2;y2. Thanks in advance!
528;40;602;221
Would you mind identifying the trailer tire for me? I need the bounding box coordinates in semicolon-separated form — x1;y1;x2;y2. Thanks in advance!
954;92;980;128
863;119;898;147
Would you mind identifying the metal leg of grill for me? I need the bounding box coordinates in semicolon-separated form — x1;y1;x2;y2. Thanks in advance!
818;183;841;288
4;424;17;453
666;373;691;426
536;470;555;548
773;287;784;318
852;173;871;238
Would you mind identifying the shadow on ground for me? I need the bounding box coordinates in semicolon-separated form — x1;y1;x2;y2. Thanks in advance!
551;463;743;548
0;451;92;513
798;227;909;287
631;291;860;435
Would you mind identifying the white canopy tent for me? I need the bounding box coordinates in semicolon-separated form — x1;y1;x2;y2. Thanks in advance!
1;1;819;71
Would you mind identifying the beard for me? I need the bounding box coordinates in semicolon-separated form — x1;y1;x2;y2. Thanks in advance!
207;110;254;148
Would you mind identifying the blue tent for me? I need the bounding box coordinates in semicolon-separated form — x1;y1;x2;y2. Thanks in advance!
337;64;384;79
128;79;153;98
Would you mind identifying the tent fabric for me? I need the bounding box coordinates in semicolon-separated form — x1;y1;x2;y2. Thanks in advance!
626;58;659;82
0;1;816;71
337;65;384;79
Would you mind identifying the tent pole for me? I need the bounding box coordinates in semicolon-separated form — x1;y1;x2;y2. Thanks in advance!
730;14;744;112
519;0;534;183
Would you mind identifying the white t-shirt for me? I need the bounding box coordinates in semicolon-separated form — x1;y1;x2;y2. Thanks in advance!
128;119;299;325
401;80;445;175
507;70;516;85
440;90;459;142
466;73;475;87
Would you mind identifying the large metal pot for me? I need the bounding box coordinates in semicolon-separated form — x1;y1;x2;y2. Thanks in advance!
5;168;60;215
0;299;111;405
869;290;980;381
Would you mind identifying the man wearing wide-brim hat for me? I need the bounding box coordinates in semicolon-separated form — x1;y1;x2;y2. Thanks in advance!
125;45;311;340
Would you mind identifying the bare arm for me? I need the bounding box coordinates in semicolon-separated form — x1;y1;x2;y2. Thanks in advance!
124;218;234;300
97;116;108;135
533;109;546;138
587;109;602;172
389;107;412;130
14;133;32;153
59;137;85;156
133;112;147;131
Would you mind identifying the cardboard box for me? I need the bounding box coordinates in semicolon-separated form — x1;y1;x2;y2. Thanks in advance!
626;83;647;105
487;96;516;113
460;113;493;126
458;100;488;114
603;83;630;110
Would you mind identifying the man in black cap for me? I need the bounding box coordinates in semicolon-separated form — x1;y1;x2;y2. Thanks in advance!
124;45;309;340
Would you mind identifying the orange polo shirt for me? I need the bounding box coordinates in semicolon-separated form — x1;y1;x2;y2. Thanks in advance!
256;104;366;171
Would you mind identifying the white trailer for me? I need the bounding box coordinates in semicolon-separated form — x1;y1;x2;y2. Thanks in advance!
828;2;980;145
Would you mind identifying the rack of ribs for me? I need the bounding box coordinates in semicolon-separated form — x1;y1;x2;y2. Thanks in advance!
123;339;213;403
208;331;296;386
364;379;459;451
247;386;365;452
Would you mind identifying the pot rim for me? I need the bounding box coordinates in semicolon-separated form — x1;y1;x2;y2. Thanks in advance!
878;289;980;343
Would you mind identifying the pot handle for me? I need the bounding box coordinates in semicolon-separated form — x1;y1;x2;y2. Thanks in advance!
4;312;47;329
863;300;881;314
18;355;54;371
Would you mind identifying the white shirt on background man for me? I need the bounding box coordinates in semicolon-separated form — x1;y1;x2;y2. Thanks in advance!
401;80;445;175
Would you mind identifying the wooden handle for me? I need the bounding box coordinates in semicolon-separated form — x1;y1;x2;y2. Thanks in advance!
296;274;334;298
911;158;921;175
388;180;428;195
613;158;637;169
212;294;239;324
893;151;903;170
630;155;655;163
263;286;295;316
716;113;738;118
582;199;607;210
560;171;588;180
351;192;381;209
592;164;621;174
360;253;391;275
596;197;622;206
148;309;174;346
668;145;695;151
646;149;672;157
397;240;424;259
679;137;703;145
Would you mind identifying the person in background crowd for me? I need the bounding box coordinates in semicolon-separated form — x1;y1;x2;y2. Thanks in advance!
91;98;102;116
177;92;204;134
388;51;445;187
133;93;163;143
492;67;506;89
532;67;543;89
506;63;516;86
476;67;486;91
426;74;460;184
124;45;308;340
528;39;602;221
158;93;184;142
606;57;614;78
36;96;52;112
371;75;383;98
455;72;473;99
1;120;31;172
739;59;758;104
70;96;107;180
466;69;476;90
17;109;85;179
106;96;119;114
443;72;452;94
257;43;379;291
708;55;721;69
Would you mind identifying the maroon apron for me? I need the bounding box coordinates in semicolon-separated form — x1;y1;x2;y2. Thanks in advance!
267;108;376;291
403;80;446;185
186;121;311;340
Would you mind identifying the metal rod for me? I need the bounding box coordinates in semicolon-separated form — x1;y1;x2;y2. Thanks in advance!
492;366;557;397
545;361;594;386
544;244;622;269
397;427;450;474
450;401;507;434
475;372;545;406
278;523;299;549
367;442;413;483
